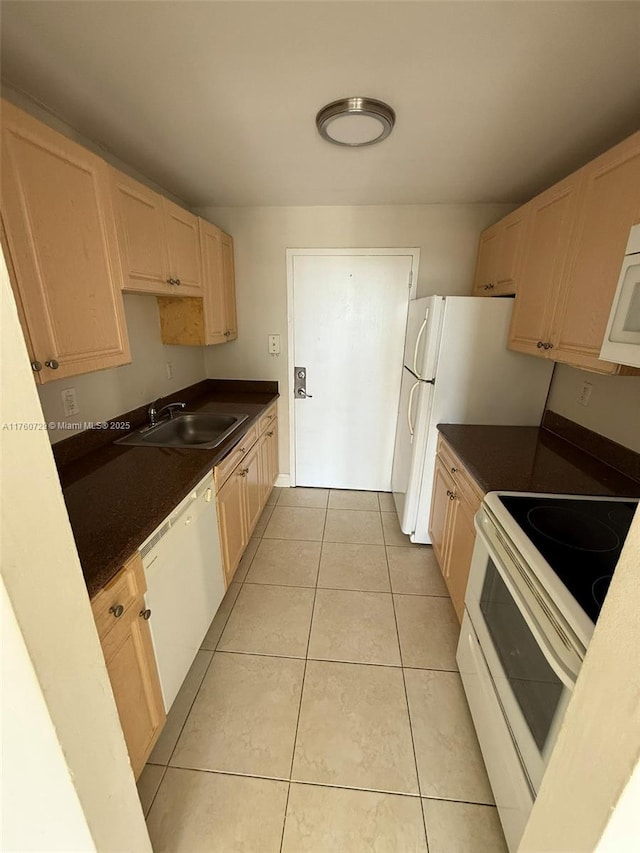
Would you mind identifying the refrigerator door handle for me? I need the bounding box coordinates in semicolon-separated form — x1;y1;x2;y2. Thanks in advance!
407;380;420;438
413;313;429;378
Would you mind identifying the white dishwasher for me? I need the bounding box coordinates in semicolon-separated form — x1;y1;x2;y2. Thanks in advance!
139;472;225;712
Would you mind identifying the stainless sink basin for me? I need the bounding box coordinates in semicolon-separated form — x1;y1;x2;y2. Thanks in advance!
115;412;249;449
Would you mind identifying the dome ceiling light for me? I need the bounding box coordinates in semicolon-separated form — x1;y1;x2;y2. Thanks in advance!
316;97;395;147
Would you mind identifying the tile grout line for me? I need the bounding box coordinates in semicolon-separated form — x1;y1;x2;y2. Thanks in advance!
142;763;168;819
384;531;431;850
278;504;327;852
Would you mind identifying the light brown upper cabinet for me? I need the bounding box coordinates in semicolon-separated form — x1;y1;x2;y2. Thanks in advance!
0;100;131;383
507;173;582;357
158;220;238;346
472;206;527;296
549;133;640;373
505;131;640;374
111;168;202;296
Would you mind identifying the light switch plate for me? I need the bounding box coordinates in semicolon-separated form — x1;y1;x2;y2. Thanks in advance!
268;334;280;355
578;381;593;407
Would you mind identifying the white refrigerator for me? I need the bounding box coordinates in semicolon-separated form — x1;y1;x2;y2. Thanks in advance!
391;296;554;543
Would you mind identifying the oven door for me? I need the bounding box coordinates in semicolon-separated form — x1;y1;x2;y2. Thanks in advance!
464;509;582;794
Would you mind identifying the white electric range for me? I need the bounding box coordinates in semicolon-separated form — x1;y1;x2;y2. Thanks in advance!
457;491;639;852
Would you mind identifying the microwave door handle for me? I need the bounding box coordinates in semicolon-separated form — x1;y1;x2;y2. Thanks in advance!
413;313;429;378
407;380;420;438
475;527;582;690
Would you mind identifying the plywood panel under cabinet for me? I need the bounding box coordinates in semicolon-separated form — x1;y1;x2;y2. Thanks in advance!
508;172;583;357
157;296;206;345
550;132;640;373
1;99;130;381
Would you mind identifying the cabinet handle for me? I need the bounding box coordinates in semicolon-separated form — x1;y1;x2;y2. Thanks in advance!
239;467;249;477
483;283;495;291
109;604;124;618
267;431;274;437
450;466;458;474
536;341;544;349
31;360;43;372
446;490;456;501
224;330;231;338
45;359;59;369
544;342;554;350
175;278;181;286
139;608;151;620
239;447;246;453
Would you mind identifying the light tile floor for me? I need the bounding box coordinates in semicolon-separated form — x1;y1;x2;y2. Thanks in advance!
140;487;508;852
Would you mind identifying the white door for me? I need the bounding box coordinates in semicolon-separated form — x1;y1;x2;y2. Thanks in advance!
290;250;416;490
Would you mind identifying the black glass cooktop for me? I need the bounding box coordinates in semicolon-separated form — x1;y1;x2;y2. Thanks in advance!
498;495;638;623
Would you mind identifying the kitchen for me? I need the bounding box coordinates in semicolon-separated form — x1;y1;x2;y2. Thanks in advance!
2;2;640;852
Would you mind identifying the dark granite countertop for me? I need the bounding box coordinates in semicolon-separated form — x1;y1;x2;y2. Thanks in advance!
437;420;640;498
55;380;279;598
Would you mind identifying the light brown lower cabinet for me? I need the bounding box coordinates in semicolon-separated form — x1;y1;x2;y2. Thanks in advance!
429;437;485;622
91;553;165;779
215;406;278;586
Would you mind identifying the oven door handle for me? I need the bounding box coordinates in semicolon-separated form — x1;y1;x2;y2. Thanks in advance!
475;525;582;691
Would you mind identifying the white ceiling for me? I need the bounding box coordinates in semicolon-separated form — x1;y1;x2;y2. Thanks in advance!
2;1;639;207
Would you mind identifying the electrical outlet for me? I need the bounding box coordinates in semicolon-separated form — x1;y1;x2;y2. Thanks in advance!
268;334;280;355
166;362;174;380
578;381;593;407
62;387;79;416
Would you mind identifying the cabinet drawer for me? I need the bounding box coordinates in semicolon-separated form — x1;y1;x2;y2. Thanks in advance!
91;552;145;642
258;403;277;435
214;423;259;489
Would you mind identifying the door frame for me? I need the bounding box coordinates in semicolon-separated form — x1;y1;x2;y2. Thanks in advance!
286;247;420;487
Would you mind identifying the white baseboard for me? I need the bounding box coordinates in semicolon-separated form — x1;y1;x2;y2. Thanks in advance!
275;474;291;488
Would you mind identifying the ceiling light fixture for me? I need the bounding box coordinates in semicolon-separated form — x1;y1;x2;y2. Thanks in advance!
316;97;395;147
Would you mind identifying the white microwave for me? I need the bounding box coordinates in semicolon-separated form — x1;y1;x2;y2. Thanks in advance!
600;224;640;367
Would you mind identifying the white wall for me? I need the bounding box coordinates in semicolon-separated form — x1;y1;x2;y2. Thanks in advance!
2;579;96;853
1;259;152;851
38;295;206;443
546;363;640;453
199;204;514;478
520;506;640;852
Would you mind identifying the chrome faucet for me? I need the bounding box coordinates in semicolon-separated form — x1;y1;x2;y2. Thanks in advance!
148;399;186;427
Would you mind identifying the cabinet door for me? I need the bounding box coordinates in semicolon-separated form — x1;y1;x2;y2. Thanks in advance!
472;224;500;295
216;468;248;586
244;442;263;537
111;169;169;294
429;457;454;573
199;219;227;343
445;497;477;623
1;100;130;382
508;173;582;357
494;207;528;295
163;199;202;294
102;596;165;779
221;231;238;340
550;133;640;373
259;419;279;503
